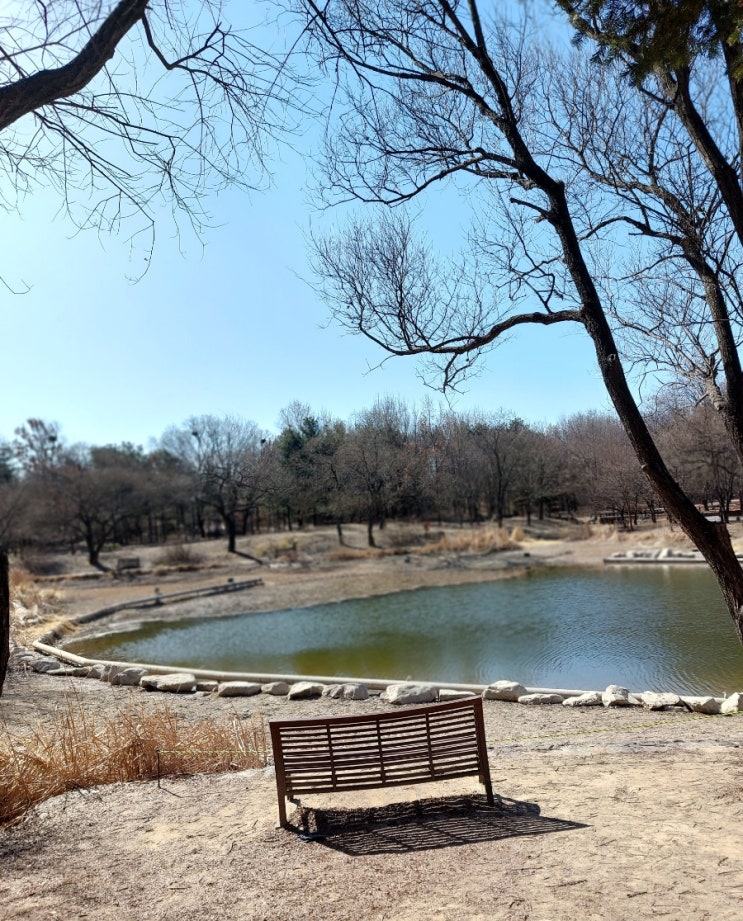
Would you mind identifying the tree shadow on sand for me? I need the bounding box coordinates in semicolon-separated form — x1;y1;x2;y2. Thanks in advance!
286;793;588;856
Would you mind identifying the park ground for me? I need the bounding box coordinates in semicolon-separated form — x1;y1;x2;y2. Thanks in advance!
2;520;743;920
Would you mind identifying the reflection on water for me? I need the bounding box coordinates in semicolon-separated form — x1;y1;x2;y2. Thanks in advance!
66;567;743;694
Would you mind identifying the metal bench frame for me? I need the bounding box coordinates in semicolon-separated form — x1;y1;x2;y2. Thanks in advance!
269;697;494;828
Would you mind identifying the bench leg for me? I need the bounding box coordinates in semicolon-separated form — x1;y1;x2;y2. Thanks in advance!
277;795;288;829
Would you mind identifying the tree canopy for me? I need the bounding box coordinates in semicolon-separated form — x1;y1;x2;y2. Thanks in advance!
295;0;743;642
0;1;290;256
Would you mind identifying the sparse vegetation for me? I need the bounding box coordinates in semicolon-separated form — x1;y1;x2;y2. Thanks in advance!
256;537;299;560
8;566;68;649
420;527;517;555
0;694;268;826
155;543;204;568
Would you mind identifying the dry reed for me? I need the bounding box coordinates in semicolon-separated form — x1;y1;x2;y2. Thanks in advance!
419;527;516;554
0;693;268;826
9;566;70;648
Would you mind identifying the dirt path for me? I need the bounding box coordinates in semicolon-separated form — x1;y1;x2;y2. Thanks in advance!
2;669;742;921
3;525;743;920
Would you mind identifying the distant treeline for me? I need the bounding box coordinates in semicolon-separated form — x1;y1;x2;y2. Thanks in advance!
0;398;738;566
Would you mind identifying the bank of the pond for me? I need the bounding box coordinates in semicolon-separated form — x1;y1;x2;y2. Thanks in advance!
59;566;743;696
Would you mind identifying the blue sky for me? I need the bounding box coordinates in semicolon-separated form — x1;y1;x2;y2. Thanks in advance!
0;2;611;450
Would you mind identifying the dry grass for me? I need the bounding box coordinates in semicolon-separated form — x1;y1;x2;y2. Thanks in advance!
420;526;516;554
327;526;519;560
0;693;268;827
155;543;204;567
9;566;70;649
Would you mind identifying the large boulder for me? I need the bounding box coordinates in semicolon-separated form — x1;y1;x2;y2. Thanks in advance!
602;684;633;707
438;689;477;702
640;691;682;711
720;691;743;714
518;693;564;705
109;666;148;687
216;681;261;698
382;683;438;705
482;680;527;702
287;681;325;700
563;691;603;707
680;695;721;715
140;672;197;693
262;680;290;696
322;683;370;700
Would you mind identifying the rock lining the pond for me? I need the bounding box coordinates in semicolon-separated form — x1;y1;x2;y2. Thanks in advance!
381;683;438;705
483;680;527;701
216;681;262;697
322;683;370;700
16;645;743;713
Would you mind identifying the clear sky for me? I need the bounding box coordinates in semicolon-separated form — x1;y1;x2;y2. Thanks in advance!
0;2;612;450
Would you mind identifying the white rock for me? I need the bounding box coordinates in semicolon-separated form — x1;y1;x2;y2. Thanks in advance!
322;683;370;700
518;693;564;705
110;666;147;686
140;673;197;693
563;691;603;707
720;691;743;714
438;689;477;701
262;681;290;695
216;681;261;697
603;684;632;707
195;680;218;693
382;683;438;705
287;681;325;700
139;674;162;690
482;680;527;702
680;695;721;714
640;692;683;710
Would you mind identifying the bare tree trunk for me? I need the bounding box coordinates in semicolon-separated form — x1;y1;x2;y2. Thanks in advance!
0;551;9;698
226;517;237;554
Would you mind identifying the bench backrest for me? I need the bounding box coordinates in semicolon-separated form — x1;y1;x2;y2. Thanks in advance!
269;697;493;827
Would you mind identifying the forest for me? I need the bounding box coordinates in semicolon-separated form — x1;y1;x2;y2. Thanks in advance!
1;396;739;568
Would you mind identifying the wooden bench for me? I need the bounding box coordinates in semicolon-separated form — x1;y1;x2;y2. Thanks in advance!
269;697;494;828
115;557;141;572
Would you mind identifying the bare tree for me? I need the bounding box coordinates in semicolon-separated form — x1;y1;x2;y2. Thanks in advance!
161;415;270;554
298;0;743;643
0;1;290;257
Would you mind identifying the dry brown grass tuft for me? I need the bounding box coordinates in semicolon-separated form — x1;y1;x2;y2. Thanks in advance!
155;543;204;567
419;527;515;555
0;694;268;826
9;566;70;648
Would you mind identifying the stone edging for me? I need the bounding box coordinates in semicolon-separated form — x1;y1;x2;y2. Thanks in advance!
14;644;743;715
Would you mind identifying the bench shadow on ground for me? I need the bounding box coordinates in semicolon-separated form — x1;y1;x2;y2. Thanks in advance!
287;794;588;856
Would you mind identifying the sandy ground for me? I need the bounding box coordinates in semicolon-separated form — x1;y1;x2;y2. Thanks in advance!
2;523;743;920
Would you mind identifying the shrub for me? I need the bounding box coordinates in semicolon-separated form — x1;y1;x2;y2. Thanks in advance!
156;543;204;567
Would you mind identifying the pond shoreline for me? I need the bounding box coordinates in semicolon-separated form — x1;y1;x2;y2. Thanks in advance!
20;526;740;697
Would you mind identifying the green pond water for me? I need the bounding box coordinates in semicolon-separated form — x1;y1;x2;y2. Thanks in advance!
66;567;743;694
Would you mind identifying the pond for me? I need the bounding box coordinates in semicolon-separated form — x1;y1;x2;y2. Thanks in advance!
66;567;743;695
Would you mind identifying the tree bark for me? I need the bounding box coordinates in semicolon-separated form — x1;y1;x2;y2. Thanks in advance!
0;551;9;698
0;0;149;132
